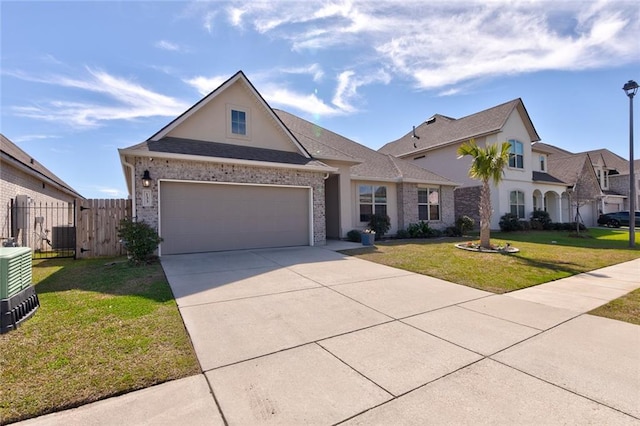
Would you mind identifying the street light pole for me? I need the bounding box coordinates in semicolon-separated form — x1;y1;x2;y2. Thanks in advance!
623;80;638;248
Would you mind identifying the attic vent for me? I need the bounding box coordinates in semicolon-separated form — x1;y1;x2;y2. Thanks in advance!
425;116;436;125
414;155;426;160
30;158;34;164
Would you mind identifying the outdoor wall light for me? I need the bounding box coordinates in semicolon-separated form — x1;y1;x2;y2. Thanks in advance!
142;170;152;187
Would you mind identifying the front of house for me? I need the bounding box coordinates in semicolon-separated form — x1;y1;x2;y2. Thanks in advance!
379;99;621;229
119;71;456;255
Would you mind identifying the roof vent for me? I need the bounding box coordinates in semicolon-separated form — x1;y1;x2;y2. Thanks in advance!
30;158;34;164
425;116;436;125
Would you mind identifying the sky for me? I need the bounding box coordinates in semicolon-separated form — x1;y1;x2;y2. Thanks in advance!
1;0;639;199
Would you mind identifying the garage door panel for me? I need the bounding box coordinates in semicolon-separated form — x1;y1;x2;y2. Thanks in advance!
160;182;310;254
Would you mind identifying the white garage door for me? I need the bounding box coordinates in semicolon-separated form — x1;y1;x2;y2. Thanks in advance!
160;181;311;255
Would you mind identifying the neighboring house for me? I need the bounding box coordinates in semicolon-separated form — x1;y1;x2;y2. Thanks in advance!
379;99;572;229
379;97;634;228
1;134;83;249
610;159;640;212
118;71;457;255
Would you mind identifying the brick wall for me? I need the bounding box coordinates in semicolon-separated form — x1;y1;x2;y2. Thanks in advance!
454;186;481;228
397;183;455;231
1;162;76;241
131;157;327;245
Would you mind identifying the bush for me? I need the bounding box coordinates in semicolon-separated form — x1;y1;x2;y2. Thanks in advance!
499;213;523;232
395;229;410;239
368;213;391;237
455;215;475;235
117;219;163;264
530;210;552;230
444;226;461;237
407;221;436;238
346;229;361;242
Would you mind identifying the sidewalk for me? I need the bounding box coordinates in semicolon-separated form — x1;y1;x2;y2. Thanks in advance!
15;255;640;425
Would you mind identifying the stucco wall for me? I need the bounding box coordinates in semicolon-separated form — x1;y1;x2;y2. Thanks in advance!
131;157;326;245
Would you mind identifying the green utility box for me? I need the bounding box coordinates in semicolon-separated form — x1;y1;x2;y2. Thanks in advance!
1;247;39;333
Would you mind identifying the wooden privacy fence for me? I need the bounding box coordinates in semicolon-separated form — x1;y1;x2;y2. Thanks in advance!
76;199;131;258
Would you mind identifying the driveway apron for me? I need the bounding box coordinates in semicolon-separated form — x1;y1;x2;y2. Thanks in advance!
161;248;640;425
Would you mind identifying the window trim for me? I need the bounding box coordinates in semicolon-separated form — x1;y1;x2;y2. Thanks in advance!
418;186;440;221
508;139;524;169
226;104;251;140
509;190;526;219
358;184;387;223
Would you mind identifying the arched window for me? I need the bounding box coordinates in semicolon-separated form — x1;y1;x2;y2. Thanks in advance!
508;140;524;169
510;190;525;218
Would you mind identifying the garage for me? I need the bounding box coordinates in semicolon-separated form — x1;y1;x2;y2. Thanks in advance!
159;181;311;255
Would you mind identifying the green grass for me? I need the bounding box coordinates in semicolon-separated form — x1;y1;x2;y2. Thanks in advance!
343;229;640;294
589;288;640;326
0;257;200;424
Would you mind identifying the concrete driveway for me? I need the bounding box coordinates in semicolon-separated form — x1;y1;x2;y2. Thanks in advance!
159;246;640;425
20;248;639;425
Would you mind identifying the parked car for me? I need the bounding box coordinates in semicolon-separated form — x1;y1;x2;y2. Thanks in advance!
597;211;640;227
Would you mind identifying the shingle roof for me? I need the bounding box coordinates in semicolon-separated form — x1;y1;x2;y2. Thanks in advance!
531;142;573;155
378;98;541;157
157;137;310;163
275;110;456;185
127;137;328;168
1;133;83;198
532;171;566;184
546;153;591;185
580;149;629;173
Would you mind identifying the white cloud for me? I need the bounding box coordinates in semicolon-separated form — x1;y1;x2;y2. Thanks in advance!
195;0;639;91
154;40;181;51
332;69;390;113
280;64;325;83
9;68;190;128
11;134;60;143
183;75;230;96
260;83;345;117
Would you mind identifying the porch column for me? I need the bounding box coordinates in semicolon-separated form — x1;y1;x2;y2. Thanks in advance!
557;195;563;223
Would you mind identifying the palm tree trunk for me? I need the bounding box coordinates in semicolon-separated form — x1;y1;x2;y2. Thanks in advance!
480;179;491;248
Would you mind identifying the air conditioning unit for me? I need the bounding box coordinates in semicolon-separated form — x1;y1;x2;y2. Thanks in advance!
1;247;39;334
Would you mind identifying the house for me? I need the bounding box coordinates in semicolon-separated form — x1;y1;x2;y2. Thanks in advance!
118;71;457;255
609;159;640;212
1;134;83;250
379;99;573;229
379;98;634;228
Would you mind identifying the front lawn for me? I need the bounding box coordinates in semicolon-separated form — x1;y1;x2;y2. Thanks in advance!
0;257;200;424
589;288;640;326
343;229;639;294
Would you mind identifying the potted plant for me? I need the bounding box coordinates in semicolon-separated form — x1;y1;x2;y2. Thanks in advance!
361;229;376;246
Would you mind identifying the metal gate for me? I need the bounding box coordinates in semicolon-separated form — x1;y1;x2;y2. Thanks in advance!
8;197;76;259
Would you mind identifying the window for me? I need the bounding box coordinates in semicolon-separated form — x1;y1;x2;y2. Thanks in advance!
418;187;440;221
603;171;609;189
510;190;525;219
539;155;546;171
231;109;246;135
359;185;387;222
508;140;524;169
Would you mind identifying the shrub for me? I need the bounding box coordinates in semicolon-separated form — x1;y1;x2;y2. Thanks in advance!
346;229;361;242
117;219;163;264
395;229;410;239
445;226;462;237
530;210;552;230
407;221;436;238
368;213;391;237
455;215;475;235
499;213;523;232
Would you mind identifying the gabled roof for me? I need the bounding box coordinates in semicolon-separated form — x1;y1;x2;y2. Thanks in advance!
275;110;457;185
580;149;628;173
147;70;311;159
546;153;593;186
379;98;541;157
1;133;83;198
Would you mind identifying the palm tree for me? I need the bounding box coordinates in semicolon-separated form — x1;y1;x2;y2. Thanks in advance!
457;139;511;249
